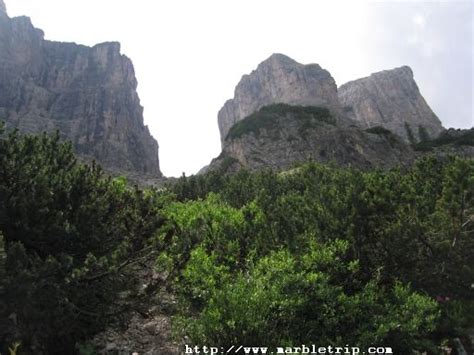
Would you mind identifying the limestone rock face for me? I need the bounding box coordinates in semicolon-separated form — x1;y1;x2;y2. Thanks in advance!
210;104;415;173
338;66;444;143
218;54;344;145
416;128;474;158
0;7;161;176
0;0;6;15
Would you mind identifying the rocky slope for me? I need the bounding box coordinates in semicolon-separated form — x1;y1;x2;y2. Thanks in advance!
414;128;474;157
0;2;161;176
338;66;444;143
210;104;415;173
218;54;345;145
209;55;454;173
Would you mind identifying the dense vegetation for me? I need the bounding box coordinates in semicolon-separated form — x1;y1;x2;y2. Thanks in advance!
365;126;401;145
0;124;165;354
169;157;474;353
1;124;473;354
415;129;474;151
365;126;393;135
404;123;434;145
225;104;335;141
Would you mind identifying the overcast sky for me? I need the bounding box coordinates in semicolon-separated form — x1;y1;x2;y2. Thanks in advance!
6;0;474;177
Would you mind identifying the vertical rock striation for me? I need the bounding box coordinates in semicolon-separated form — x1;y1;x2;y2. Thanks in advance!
0;4;161;176
338;66;444;143
208;55;453;174
210;104;415;173
217;53;345;145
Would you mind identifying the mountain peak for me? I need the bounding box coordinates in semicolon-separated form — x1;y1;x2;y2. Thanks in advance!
0;5;162;177
338;66;444;142
265;53;298;65
217;54;343;144
396;65;413;76
370;65;414;80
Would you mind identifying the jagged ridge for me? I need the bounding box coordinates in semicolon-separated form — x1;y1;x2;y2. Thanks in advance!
218;53;345;146
338;66;445;143
209;54;452;173
210;104;415;172
0;4;161;176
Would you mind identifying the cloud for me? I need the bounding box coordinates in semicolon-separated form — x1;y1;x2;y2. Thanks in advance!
365;1;473;129
413;14;426;28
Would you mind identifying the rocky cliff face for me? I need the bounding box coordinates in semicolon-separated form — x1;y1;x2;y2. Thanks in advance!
210;104;415;173
338;66;444;143
210;55;453;173
0;5;161;176
218;54;345;145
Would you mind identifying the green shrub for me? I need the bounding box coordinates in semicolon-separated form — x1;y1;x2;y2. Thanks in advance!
0;124;164;353
418;125;431;142
1;120;472;352
225;104;335;141
168;157;473;350
365;126;393;135
414;129;474;151
220;155;239;172
176;241;439;352
405;122;417;145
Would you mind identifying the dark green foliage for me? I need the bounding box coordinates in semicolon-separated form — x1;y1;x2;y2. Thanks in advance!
365;126;392;135
75;342;96;355
415;129;474;151
175;243;438;352
365;126;400;146
0;232;5;306
0;124;164;354
163;156;473;352
405;122;417;145
219;155;240;172
1;121;473;353
455;129;474;145
418;125;431;142
225;104;335;141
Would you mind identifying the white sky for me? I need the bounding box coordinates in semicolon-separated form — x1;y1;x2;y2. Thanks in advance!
6;0;474;177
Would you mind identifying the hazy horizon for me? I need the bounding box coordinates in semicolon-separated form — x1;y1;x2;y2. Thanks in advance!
6;0;474;177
